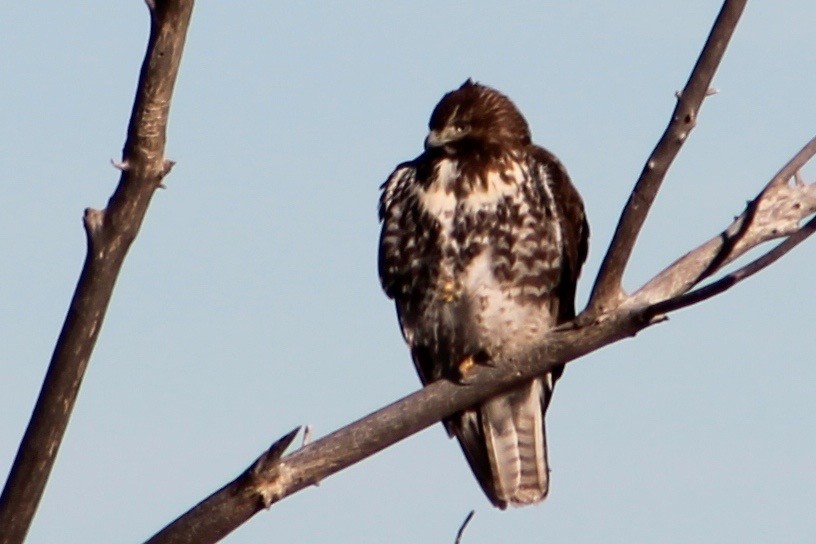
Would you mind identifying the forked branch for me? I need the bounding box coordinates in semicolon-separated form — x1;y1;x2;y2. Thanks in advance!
633;135;816;307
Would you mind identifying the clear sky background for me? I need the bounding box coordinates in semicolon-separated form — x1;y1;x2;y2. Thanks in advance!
2;2;815;543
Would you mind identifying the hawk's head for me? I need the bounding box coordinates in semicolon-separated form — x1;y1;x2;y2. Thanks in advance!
425;79;531;153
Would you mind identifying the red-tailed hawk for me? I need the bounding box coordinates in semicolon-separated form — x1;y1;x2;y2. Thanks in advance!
378;80;588;508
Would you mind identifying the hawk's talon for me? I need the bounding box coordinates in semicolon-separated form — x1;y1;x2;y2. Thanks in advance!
457;355;476;378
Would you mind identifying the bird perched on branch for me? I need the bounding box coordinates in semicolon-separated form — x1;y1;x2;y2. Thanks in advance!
378;80;588;508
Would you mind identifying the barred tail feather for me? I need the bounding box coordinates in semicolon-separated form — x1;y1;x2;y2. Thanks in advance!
450;375;554;508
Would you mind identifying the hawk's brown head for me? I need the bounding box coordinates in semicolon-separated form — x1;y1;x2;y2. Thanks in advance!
425;79;531;153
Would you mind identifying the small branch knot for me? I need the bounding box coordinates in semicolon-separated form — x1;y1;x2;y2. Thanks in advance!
160;158;176;178
83;208;105;240
245;427;300;508
255;463;294;509
155;158;176;189
110;158;130;172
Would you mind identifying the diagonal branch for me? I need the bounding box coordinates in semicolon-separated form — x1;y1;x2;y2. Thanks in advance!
587;0;747;313
0;2;194;543
144;306;645;544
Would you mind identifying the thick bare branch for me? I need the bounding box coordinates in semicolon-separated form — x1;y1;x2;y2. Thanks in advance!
145;306;646;544
0;2;194;543
587;0;747;313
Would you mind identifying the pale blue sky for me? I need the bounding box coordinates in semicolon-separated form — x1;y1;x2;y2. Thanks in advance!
2;2;815;543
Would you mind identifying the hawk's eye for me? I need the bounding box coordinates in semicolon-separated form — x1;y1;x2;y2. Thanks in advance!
452;123;469;134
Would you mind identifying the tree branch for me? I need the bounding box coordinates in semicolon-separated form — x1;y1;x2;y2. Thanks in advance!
0;2;194;543
145;305;646;544
587;0;747;313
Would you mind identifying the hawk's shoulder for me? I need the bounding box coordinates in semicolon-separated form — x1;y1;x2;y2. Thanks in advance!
378;160;417;221
378;157;440;301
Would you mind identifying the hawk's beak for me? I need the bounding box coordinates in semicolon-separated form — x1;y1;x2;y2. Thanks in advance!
424;130;443;150
425;126;468;150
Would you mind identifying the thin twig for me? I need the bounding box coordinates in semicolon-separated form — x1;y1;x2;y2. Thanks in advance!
454;511;476;544
587;0;747;313
0;2;194;543
302;425;313;448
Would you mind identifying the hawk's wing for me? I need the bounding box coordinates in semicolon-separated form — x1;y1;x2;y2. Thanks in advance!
530;146;589;322
378;160;441;385
378;162;416;300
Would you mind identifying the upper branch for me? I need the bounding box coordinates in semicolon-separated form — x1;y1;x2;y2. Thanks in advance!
0;3;194;543
586;0;747;314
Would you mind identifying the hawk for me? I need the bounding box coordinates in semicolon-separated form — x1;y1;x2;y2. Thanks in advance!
378;80;588;508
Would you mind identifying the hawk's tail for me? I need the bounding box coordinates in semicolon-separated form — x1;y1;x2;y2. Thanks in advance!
451;376;554;509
